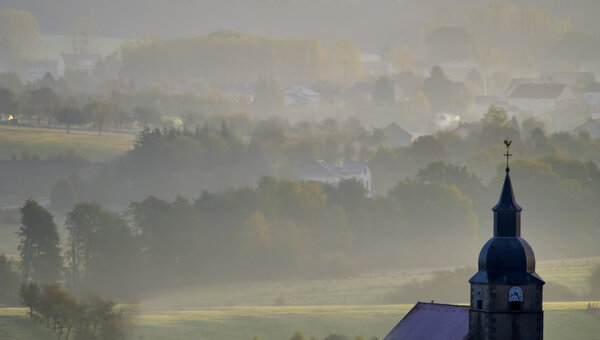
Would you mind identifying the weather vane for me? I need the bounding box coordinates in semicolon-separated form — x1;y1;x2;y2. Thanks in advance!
503;139;512;172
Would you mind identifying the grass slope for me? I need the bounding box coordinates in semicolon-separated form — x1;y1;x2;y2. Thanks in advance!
0;125;134;162
1;303;599;340
140;258;600;309
0;309;55;340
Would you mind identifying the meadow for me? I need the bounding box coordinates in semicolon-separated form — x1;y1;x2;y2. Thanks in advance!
0;303;599;340
0;258;598;339
139;257;600;309
0;125;135;162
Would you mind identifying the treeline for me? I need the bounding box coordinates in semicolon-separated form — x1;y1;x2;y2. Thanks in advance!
120;33;362;87
16;171;477;300
19;282;125;340
49;106;600;263
0;73;234;134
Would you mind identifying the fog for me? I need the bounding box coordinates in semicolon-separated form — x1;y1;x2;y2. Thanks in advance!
0;0;600;338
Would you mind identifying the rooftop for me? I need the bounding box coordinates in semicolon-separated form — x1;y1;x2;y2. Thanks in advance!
384;302;468;340
509;83;568;99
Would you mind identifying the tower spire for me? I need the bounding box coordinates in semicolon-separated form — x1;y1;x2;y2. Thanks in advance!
493;140;521;237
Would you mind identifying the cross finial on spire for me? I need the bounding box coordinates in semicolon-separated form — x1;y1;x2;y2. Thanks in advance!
503;139;512;172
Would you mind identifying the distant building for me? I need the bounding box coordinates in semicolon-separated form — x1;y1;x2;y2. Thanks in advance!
347;81;374;103
384;302;469;340
582;82;600;114
508;83;576;115
540;71;595;87
282;87;320;110
573;118;600;139
360;54;388;76
454;121;482;138
506;78;541;97
299;160;372;197
439;60;478;81
314;86;346;109
26;60;57;83
57;52;102;77
382;123;413;148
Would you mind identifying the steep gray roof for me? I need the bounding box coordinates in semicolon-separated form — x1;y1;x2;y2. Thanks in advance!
339;161;368;174
61;53;102;67
509;83;567;99
299;161;340;179
384;302;469;340
299;161;369;178
383;122;413;139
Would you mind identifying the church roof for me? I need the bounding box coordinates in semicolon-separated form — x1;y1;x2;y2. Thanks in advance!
384;302;468;340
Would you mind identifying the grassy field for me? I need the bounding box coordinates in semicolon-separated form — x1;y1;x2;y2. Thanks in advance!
0;125;135;161
139;257;600;309
0;258;598;339
1;303;599;340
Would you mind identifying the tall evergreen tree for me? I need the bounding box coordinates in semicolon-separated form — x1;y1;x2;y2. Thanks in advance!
18;199;62;283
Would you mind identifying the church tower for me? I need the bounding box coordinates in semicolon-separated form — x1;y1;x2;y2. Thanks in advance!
469;146;544;340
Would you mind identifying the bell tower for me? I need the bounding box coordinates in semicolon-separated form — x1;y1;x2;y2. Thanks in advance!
469;142;544;340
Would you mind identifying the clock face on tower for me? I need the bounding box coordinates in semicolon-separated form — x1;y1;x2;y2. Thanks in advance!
509;286;524;302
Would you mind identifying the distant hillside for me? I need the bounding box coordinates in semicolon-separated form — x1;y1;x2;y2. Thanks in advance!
4;0;599;51
38;34;135;60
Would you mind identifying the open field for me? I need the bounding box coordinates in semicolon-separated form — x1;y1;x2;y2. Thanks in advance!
0;258;598;339
140;257;600;309
1;302;600;340
0;125;135;162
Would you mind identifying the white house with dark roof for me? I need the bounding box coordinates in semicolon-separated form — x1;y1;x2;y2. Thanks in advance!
299;160;372;197
583;82;600;114
507;83;576;115
57;52;102;77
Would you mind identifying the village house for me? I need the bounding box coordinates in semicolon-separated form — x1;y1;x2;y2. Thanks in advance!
573;118;600;139
360;53;388;76
540;71;595;87
582;82;600;114
382;122;413;148
299;160;372;197
282;86;321;110
57;52;102;77
454;120;482;138
26;60;57;83
506;78;541;97
439;60;478;81
507;83;577;116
